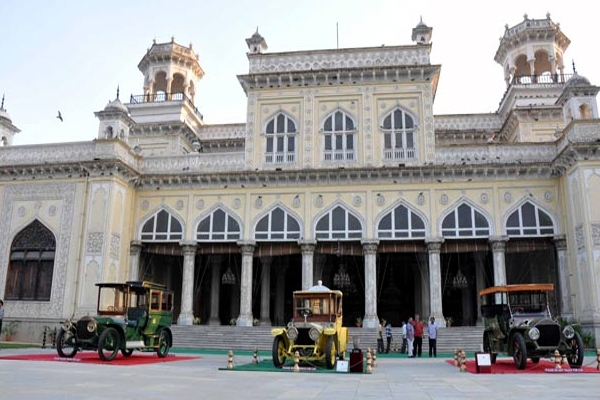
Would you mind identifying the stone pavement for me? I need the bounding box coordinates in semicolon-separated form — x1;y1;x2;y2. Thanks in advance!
0;347;598;399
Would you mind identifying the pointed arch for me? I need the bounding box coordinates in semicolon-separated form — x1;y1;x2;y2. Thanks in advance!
321;108;357;162
314;203;364;240
440;199;491;238
376;200;428;239
139;208;184;241
504;199;555;237
196;205;242;242
253;203;302;240
380;106;417;161
5;219;56;301
263;111;298;164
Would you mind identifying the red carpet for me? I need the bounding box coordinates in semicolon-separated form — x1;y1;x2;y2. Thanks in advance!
445;358;600;374
0;352;199;366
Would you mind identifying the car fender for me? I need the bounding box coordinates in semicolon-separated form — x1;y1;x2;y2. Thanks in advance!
271;327;286;337
323;326;336;336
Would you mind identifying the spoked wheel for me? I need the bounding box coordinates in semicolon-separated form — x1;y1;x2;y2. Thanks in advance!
156;329;171;358
272;336;287;368
567;332;584;368
98;327;120;361
56;329;78;358
512;332;527;370
121;348;134;357
325;336;337;369
483;333;497;364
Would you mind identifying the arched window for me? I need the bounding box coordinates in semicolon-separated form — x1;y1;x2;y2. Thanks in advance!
323;110;356;161
382;108;416;160
5;220;55;301
197;209;241;241
141;209;183;241
441;203;490;238
315;205;362;239
254;207;301;240
506;202;554;236
265;113;297;164
378;204;426;239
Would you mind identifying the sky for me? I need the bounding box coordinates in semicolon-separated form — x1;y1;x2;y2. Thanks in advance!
1;0;599;146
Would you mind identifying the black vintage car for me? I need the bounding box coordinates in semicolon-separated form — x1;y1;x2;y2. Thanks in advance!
56;281;174;361
480;283;583;370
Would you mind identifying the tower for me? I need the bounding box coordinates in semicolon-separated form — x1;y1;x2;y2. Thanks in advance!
556;68;600;123
0;95;21;146
246;28;268;54
411;17;432;45
94;87;135;143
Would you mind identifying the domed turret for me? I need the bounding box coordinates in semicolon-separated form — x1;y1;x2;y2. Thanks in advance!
0;95;21;146
556;65;600;123
94;87;135;143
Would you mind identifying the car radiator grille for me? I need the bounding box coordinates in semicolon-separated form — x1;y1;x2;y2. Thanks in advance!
537;324;560;347
295;328;312;345
76;320;95;340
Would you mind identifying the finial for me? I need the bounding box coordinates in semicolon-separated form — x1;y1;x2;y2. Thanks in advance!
171;36;175;43
189;43;193;49
0;93;4;110
523;13;528;20
572;60;577;75
153;38;156;44
255;26;259;33
116;85;120;100
546;12;551;20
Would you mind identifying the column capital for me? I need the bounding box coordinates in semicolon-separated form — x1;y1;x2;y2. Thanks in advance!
489;236;509;252
130;240;143;254
237;241;256;255
179;241;197;256
554;234;567;251
426;237;444;253
298;240;317;254
361;240;379;255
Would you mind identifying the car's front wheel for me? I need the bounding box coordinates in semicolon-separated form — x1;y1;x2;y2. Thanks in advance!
157;329;171;358
567;332;584;368
512;332;527;370
483;333;497;364
272;335;286;368
325;336;337;369
56;329;78;358
121;348;133;357
98;327;121;361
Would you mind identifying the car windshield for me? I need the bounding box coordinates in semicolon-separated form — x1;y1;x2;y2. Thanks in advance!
98;286;127;314
508;291;550;316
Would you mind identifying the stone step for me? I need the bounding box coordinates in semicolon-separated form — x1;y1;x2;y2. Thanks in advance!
171;325;484;353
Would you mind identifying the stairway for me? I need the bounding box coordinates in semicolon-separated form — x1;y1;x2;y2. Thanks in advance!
171;325;484;354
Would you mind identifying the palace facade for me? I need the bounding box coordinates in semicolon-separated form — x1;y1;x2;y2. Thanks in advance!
2;14;600;343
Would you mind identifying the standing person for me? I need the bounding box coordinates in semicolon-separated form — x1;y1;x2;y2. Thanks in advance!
385;321;393;353
377;320;385;354
401;321;408;354
405;317;415;357
428;316;439;357
0;299;4;347
412;313;424;357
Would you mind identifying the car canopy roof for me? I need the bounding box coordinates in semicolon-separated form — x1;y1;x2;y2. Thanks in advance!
479;283;554;297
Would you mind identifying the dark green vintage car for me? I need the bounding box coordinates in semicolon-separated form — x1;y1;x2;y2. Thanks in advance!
56;281;174;361
480;284;583;370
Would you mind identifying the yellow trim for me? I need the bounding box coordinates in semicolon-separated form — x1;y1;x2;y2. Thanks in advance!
479;283;554;296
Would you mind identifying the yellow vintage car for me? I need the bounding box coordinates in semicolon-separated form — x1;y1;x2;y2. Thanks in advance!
271;280;348;369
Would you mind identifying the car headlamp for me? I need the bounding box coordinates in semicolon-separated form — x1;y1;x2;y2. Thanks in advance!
563;325;575;339
308;327;322;341
60;320;73;332
528;327;540;341
287;326;299;341
86;320;97;333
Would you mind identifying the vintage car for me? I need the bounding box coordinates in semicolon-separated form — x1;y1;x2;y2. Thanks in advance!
271;281;349;369
480;283;583;370
56;280;174;361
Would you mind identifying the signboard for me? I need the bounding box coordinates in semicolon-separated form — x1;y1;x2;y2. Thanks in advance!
336;360;349;372
475;352;492;373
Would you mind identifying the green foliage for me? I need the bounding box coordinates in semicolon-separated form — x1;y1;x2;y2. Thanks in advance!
193;317;201;325
2;321;19;336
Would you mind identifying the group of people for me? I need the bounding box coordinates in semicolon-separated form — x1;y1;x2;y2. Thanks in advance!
378;313;439;357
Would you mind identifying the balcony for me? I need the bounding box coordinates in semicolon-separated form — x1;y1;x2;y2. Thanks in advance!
129;92;203;121
383;148;416;160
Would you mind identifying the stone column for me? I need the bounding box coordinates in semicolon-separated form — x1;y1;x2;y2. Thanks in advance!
426;238;445;327
177;242;197;326
259;256;273;325
314;253;327;286
554;235;572;317
299;240;317;289
274;266;286;326
128;240;142;281
209;255;223;325
474;252;486;324
237;241;256;327
490;237;509;286
362;240;379;328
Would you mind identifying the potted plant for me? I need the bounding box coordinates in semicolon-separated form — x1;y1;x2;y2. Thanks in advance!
229;317;238;326
193;316;201;325
445;317;453;327
253;318;260;326
355;317;363;327
2;321;19;341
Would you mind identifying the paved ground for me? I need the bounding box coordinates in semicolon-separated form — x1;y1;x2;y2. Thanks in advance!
0;347;598;399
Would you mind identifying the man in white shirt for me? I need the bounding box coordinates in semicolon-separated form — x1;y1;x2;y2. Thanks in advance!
428;316;439;357
401;321;408;354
